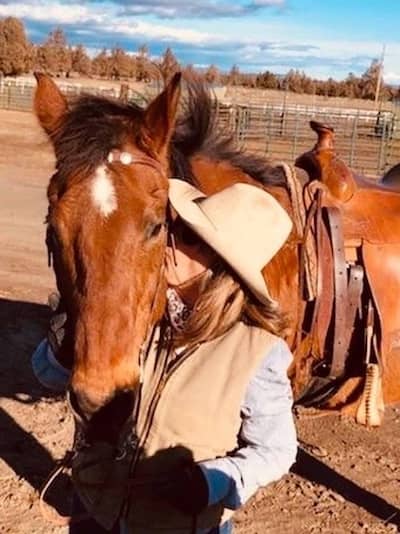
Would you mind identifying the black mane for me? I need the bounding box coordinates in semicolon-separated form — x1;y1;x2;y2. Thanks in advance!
51;80;286;193
172;80;286;188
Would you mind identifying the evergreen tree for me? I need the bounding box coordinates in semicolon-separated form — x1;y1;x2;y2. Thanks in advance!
256;70;279;90
36;27;71;75
71;44;91;75
92;49;110;78
204;64;220;85
158;47;180;86
135;44;151;82
228;64;240;86
0;17;31;75
109;47;135;79
360;59;381;100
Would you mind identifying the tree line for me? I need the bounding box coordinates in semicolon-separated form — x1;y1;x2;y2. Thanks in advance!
0;16;398;101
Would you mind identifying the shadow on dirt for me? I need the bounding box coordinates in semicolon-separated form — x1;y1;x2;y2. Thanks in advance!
0;297;53;401
1;297;400;524
0;297;70;513
293;447;400;527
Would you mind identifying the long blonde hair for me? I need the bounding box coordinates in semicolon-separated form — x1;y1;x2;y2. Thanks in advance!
171;260;288;348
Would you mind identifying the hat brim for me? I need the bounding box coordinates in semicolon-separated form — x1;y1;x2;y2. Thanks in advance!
168;180;289;305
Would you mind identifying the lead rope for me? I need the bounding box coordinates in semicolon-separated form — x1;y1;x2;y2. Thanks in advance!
39;451;91;526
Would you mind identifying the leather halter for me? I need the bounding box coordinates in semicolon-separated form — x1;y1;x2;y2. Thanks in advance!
40;148;171;526
106;148;167;178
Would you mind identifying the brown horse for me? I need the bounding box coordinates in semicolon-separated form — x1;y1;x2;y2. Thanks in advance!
34;73;183;441
34;73;400;441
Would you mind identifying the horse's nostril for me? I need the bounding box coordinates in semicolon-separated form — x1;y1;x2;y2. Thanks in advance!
68;388;136;443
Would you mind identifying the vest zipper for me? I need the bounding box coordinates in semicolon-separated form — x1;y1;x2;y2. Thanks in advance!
137;339;199;455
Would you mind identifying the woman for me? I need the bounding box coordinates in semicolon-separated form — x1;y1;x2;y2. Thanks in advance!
32;180;298;533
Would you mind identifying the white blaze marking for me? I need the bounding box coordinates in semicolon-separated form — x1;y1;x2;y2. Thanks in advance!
91;165;117;217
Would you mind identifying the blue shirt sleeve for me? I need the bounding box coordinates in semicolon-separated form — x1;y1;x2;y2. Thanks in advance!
31;338;71;391
198;338;297;509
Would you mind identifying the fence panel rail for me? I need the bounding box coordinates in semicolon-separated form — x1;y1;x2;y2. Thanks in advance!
1;79;399;177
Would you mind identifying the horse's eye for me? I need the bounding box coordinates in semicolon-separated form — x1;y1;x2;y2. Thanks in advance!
146;222;164;240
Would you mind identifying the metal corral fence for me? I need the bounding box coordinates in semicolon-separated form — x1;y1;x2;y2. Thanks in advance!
216;101;400;177
0;77;150;110
1;78;399;177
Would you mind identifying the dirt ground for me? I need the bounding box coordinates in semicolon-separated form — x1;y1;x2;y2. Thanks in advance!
1;109;400;534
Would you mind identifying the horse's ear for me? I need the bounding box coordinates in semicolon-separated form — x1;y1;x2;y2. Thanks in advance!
143;72;181;155
34;72;68;137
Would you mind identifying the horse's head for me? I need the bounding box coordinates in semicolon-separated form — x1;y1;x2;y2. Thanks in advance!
34;73;181;438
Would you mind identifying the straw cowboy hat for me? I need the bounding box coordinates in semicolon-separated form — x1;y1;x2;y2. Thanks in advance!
168;179;293;305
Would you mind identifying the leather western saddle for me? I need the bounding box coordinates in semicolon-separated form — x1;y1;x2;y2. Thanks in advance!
293;121;400;426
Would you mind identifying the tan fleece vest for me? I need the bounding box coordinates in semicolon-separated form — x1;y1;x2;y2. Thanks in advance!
124;321;279;533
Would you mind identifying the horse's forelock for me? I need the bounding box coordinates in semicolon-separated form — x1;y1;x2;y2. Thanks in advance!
52;94;144;191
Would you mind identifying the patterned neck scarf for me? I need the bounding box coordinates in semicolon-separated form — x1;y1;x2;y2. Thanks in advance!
166;288;191;332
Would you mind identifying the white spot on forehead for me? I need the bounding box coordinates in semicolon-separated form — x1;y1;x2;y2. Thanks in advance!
91;165;118;217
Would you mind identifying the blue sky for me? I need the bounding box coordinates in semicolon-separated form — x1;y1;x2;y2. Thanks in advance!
2;0;400;83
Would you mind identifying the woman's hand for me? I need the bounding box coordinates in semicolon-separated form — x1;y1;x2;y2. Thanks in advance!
157;461;209;516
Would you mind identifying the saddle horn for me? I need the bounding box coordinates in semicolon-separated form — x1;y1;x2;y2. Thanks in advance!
310;121;335;151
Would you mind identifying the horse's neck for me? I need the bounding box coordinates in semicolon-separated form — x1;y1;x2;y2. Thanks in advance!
190;155;290;202
190;155;254;192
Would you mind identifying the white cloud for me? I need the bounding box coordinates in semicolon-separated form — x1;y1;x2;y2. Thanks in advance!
0;2;215;43
250;0;285;5
385;71;400;85
103;19;214;44
0;2;106;24
2;1;399;83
